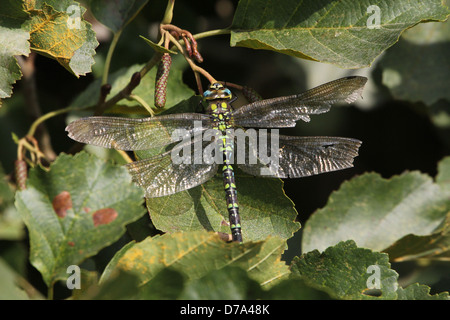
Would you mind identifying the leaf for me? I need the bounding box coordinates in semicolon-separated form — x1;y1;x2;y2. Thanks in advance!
69;63;194;112
101;231;290;289
146;173;300;242
396;283;449;300
87;0;148;33
291;241;399;299
0;0;30;101
138;268;186;300
0;258;30;300
0;163;24;240
383;157;450;261
176;266;262;300
15;152;145;286
383;216;450;261
230;0;450;68
81;270;141;300
302;158;450;255
140;265;332;299
25;0;98;77
436;154;450;191
379;20;450;105
140;35;177;55
260;275;333;300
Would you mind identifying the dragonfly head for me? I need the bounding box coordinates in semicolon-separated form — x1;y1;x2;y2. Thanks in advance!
203;83;232;100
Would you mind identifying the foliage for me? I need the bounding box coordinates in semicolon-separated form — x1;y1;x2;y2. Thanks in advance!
0;0;449;301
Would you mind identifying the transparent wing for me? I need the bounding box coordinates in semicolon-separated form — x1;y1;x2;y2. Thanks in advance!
126;138;219;198
237;134;361;178
66;113;211;150
232;76;367;128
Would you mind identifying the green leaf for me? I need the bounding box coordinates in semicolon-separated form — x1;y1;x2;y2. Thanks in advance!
69;63;194;112
101;231;290;289
87;0;148;33
15;152;145;286
82;269;141;300
140;265;333;300
138;268;186;300
178;266;262;300
436;155;450;191
146;173;300;242
0;0;30;101
260;275;333;300
0;258;30;300
25;0;98;77
291;241;399;299
0;164;24;240
383;213;450;261
302;159;450;254
379;20;450;105
140;35;177;54
396;283;449;300
230;0;450;68
383;157;450;261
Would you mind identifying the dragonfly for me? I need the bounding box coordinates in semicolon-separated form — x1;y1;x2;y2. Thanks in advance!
66;76;367;243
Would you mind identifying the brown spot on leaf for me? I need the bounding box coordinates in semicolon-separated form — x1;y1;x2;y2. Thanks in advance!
217;232;232;242
52;191;72;218
221;220;230;226
92;208;118;227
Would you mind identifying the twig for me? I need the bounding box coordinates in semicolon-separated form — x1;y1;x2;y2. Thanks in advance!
95;71;142;116
17;53;57;161
97;28;229;114
165;31;216;86
102;29;123;85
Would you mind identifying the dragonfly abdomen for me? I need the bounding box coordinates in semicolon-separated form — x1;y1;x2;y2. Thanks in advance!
222;163;242;242
210;100;243;242
220;127;242;242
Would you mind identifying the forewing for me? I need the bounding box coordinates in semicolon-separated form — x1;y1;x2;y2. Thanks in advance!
232;76;367;128
66;113;211;150
237;134;361;178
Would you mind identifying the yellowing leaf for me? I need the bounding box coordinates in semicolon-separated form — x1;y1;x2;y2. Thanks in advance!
25;1;98;77
101;232;290;289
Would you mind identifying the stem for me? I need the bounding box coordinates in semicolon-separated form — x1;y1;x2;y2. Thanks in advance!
117;150;134;163
17;53;57;161
161;0;175;24
128;94;155;116
193;28;231;40
139;52;163;79
102;29;123;85
166;31;217;85
27;106;82;138
99;71;144;116
47;284;54;300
